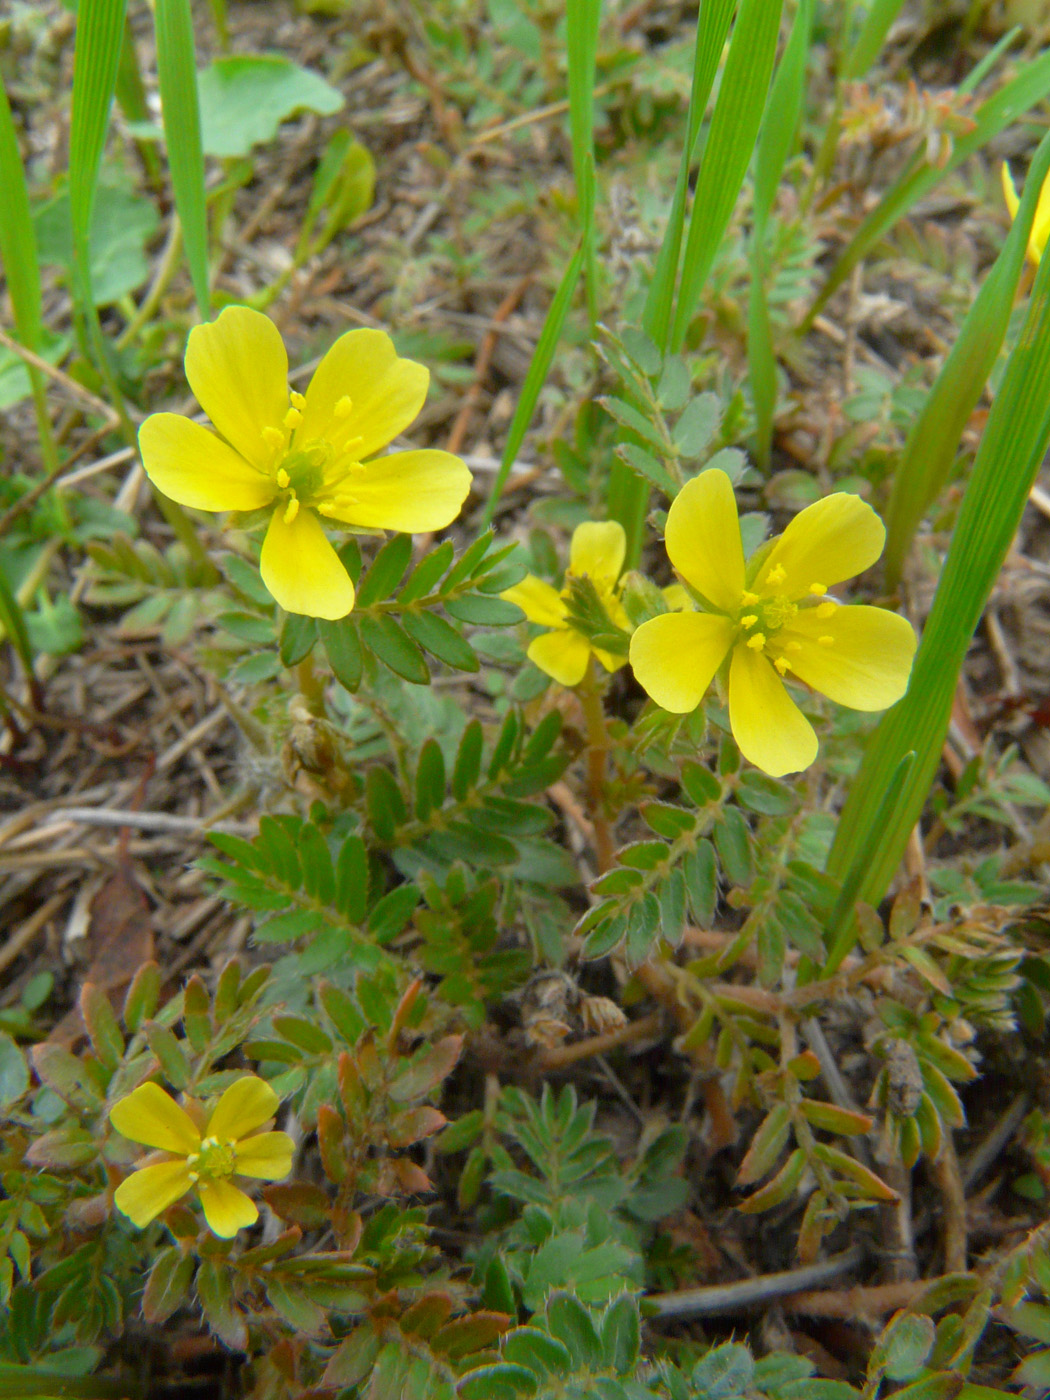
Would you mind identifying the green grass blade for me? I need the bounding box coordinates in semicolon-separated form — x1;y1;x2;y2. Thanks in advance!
155;0;211;320
0;77;57;471
643;0;736;354
882;129;1050;586
69;0;132;437
808;46;1050;323
670;0;784;351
69;0;128;306
608;0;735;567
481;240;586;526
115;15;161;181
749;0;811;468
827;163;1050;904
566;0;600;329
842;0;907;80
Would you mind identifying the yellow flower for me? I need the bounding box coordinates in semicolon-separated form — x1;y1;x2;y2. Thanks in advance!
629;469;916;777
501;520;631;686
1002;161;1050;268
110;1076;294;1238
138;307;472;620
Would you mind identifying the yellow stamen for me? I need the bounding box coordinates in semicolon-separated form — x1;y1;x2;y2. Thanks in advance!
283;497;300;525
741;590;759;606
818;635;834;647
808;583;827;595
276;467;290;489
290;390;306;409
740;615;758;629
815;601;836;619
283;407;302;431
746;633;766;650
786;641;802;653
766;564;786;586
774;656;791;675
335;395;354;418
262;426;285;453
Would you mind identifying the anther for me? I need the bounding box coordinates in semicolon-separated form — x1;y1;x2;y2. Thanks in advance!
818;635;834;647
766;563;786;586
786;641;802;653
809;583;827;595
740;615;758;629
815;601;836;619
741;590;759;606
335;395;354;418
290;390;306;409
774;657;791;675
276;468;290;489
262;426;285;453
283;497;300;526
746;633;766;650
283;407;303;431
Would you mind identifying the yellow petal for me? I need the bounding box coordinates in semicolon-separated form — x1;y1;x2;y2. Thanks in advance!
775;604;916;711
114;1160;194;1227
138;414;276;513
754;493;884;598
1033;169;1050;266
185;306;290;468
110;1083;201;1153
569;521;626;588
728;644;818;776
1004;161;1050;268
661;583;693;611
206;1076;280;1142
260;506;356;619
197;1178;258;1237
664;470;745;612
319;450;472;533
1002;161;1020;222
233;1131;295;1181
629;612;736;713
298;328;428;461
528;629;591;686
502;575;568;627
593;645;628;674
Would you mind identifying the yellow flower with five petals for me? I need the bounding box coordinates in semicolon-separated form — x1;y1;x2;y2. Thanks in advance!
629;469;916;777
502;520;631;687
109;1075;294;1238
1002;161;1050;268
138;306;472;619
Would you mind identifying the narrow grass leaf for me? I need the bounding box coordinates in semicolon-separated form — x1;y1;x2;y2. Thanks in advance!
843;0;908;80
115;16;161;180
481;240;585;526
670;0;784;350
749;0;811;467
566;0;600;326
828;181;1050;904
883;127;1050;585
69;0;128;309
0;77;56;468
809;47;1050;321
155;0;211;319
611;0;736;566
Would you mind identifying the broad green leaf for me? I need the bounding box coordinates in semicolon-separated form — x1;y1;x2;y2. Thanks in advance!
198;55;344;158
34;175;160;306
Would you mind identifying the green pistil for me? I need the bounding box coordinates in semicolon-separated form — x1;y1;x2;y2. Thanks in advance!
196;1137;237;1180
277;446;329;501
738;594;797;638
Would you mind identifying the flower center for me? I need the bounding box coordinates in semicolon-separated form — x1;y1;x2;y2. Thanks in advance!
191;1137;237;1181
738;590;798;643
